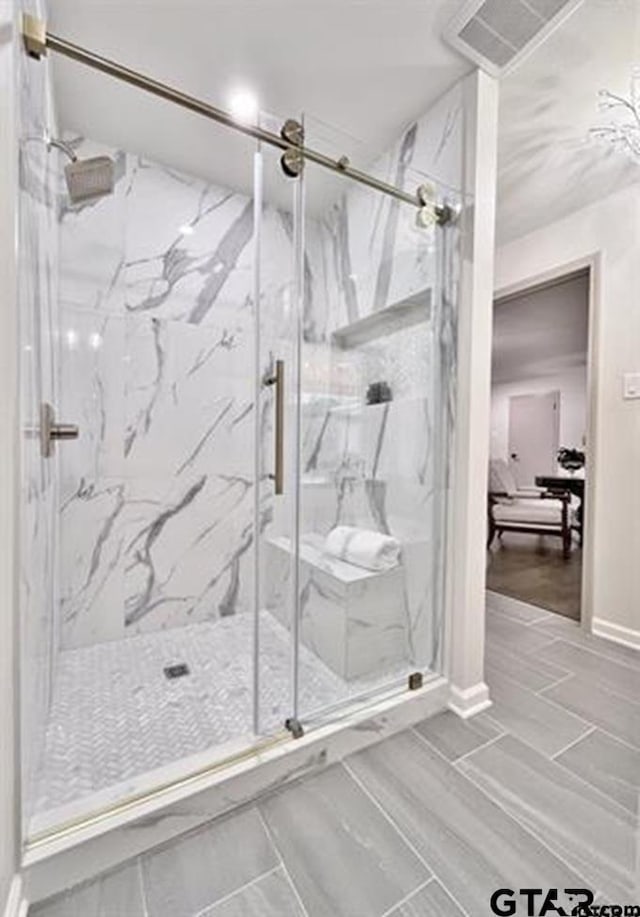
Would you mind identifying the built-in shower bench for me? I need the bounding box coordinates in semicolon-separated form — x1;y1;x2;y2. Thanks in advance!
265;533;409;680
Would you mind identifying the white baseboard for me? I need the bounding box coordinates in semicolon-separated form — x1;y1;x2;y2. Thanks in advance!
2;876;27;917
592;618;640;651
448;682;492;719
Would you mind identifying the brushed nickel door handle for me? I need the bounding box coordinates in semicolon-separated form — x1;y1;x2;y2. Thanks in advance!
263;360;284;495
40;402;79;458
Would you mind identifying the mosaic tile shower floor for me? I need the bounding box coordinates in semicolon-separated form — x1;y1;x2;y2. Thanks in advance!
34;611;406;815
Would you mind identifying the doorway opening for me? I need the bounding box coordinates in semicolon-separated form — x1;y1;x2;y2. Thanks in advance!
487;269;590;622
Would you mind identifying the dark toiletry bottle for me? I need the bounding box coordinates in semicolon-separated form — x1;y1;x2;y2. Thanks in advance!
366;381;392;404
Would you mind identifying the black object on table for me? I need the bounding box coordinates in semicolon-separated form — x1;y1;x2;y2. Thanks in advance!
535;475;585;545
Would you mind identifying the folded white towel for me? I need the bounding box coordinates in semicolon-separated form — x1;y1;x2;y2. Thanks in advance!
324;526;401;572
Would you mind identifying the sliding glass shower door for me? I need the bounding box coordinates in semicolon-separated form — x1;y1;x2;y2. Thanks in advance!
253;136;300;737
20;77;453;839
256;114;452;734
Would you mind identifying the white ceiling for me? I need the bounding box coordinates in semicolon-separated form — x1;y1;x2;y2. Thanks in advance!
48;0;473;209
492;272;589;384
496;0;640;245
48;0;640;233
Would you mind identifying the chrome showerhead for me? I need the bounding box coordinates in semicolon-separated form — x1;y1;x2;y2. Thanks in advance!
47;136;115;204
63;156;115;204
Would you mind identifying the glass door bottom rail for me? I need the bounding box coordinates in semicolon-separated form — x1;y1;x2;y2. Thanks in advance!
32;611;411;816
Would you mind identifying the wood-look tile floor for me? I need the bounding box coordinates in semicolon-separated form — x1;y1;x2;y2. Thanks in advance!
486;533;582;621
32;604;639;917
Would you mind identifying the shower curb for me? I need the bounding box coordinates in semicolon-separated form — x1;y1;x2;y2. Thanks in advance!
23;677;450;905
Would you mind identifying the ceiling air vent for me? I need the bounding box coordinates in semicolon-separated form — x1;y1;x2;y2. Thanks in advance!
444;0;584;76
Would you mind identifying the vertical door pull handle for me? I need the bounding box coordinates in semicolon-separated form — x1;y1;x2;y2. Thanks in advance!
263;360;284;495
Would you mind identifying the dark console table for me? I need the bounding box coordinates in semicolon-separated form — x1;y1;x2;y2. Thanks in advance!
535;475;585;544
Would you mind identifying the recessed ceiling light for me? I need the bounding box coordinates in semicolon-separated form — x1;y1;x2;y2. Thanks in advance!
229;89;259;125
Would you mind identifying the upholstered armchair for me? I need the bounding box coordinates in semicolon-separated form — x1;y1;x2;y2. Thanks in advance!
488;459;578;560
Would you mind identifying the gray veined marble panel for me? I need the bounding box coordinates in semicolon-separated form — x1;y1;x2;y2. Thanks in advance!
486;609;557;656
485;642;571;693
30;863;145;917
201;868;305;917
542;674;640;751
387;879;465;917
534;640;640;705
486;669;592;757
259;763;429;917
347;730;586;917
141;807;278;917
413;710;503;761
555;728;640;815
458;734;637;903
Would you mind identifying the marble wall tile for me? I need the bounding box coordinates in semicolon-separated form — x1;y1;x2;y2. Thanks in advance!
55;75;463;681
290;83;464;681
59;476;127;647
267;535;410;680
58;306;125;491
57;137;126;314
125;165;253;326
123;474;258;632
123;315;254;479
316;81;463;334
57;145;294;648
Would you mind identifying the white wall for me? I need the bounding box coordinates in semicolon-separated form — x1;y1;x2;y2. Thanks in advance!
0;0;20;912
490;365;587;466
495;183;640;639
447;69;498;717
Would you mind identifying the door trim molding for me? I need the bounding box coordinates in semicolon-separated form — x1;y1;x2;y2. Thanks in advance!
493;253;600;633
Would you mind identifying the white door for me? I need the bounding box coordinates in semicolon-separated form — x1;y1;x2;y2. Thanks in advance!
508;392;559;487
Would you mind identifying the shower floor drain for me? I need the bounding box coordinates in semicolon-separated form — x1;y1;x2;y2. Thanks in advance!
164;663;190;680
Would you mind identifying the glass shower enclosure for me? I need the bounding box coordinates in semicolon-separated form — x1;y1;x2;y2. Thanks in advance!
18;47;458;843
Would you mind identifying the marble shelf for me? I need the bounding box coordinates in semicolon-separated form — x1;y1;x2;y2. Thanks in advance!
331;288;433;350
